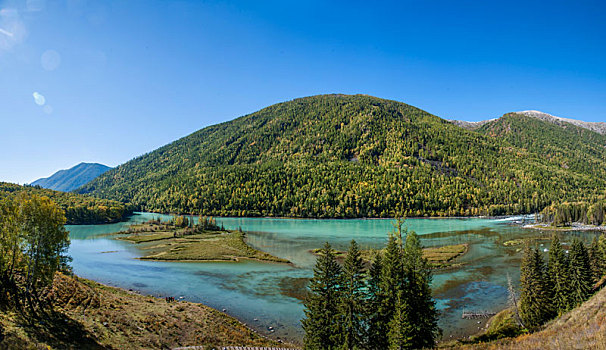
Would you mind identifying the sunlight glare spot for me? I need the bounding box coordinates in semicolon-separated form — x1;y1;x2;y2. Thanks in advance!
33;92;45;106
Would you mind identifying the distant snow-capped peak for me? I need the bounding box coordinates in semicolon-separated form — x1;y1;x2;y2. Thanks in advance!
515;110;606;135
449;110;605;135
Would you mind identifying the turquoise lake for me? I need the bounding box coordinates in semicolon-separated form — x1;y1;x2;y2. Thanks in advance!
66;213;599;344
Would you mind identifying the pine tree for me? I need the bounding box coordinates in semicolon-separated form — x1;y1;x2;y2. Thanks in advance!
302;242;343;349
588;236;602;283
401;229;440;349
387;290;413;350
568;238;593;306
519;246;553;330
377;234;404;349
366;251;384;348
370;220;407;350
548;234;572;314
338;240;366;350
589;234;606;282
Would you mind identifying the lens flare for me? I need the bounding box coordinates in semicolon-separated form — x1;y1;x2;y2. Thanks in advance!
32;91;45;105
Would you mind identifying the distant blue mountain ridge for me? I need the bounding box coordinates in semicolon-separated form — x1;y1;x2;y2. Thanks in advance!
31;162;111;192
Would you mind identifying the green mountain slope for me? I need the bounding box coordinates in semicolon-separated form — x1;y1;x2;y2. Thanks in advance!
477;113;606;182
0;182;131;224
79;94;606;218
31;162;111;192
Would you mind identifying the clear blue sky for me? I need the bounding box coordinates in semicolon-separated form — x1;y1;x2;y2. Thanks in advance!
1;0;604;184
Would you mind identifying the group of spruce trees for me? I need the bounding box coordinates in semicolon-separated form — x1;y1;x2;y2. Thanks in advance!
519;233;606;330
540;201;605;227
302;221;440;350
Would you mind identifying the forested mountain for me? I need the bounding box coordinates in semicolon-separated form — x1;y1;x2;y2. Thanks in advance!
79;94;606;218
0;182;131;224
469;112;606;226
31;162;111;192
452;110;606;135
477;113;606;183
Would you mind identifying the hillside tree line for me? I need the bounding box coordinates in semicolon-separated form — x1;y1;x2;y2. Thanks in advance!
1;182;132;225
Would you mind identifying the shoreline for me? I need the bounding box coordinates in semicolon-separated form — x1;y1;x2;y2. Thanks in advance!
103;281;292;346
67;273;295;348
127;211;533;222
523;223;606;232
83;276;301;346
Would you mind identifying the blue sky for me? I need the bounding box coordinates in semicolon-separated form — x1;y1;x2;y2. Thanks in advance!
1;0;605;184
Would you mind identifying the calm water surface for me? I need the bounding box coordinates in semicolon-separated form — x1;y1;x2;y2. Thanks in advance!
67;213;598;344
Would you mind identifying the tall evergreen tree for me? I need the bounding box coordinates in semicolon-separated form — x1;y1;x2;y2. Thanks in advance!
588;236;602;283
568;238;593;306
377;234;404;349
366;252;384;349
519;246;553;330
339;240;366;350
387;290;413;350
400;230;440;349
548;233;572;314
589;234;606;283
372;220;407;349
302;242;343;349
